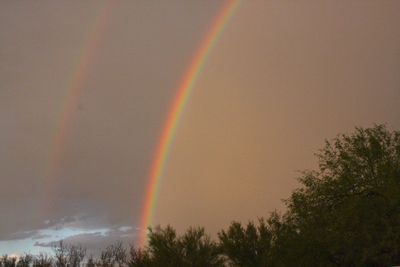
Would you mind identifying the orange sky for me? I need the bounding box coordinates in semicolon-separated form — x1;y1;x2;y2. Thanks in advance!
0;0;399;254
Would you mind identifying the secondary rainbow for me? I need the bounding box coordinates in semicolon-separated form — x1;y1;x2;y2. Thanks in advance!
41;0;117;215
139;0;241;246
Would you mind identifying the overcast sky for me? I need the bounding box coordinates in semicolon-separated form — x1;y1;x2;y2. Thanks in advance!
1;0;399;254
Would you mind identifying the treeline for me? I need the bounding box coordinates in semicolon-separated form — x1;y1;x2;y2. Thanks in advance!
2;125;400;267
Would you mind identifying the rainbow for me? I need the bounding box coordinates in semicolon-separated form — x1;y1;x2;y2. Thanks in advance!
139;0;241;247
41;0;117;214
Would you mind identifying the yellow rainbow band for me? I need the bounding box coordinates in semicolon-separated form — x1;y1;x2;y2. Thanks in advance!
139;0;241;247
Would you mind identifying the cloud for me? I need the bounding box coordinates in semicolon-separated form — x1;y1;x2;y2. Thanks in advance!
0;212;137;255
2;230;39;241
33;226;136;255
33;232;104;248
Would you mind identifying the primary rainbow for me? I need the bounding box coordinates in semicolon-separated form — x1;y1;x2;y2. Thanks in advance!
41;0;116;214
139;0;241;246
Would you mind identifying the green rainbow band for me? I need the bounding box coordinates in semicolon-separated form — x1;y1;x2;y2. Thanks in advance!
139;0;241;247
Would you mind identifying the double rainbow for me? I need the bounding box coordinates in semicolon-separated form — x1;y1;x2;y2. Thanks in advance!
42;0;240;247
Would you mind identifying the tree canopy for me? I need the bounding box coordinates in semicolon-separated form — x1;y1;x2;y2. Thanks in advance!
282;125;400;266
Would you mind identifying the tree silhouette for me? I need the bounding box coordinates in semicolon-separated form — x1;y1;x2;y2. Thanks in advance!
280;125;400;266
138;225;223;267
128;246;152;267
218;219;272;267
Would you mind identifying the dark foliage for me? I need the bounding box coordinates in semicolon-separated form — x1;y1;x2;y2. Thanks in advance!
282;125;400;266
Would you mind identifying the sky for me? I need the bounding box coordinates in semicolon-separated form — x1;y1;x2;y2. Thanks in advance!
1;0;400;255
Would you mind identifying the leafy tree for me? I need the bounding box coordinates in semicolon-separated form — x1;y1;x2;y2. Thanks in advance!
146;225;185;266
218;218;272;267
281;125;400;266
128;246;152;267
146;225;223;267
179;227;223;267
217;125;400;267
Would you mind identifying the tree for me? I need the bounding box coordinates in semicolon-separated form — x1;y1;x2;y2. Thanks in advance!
146;225;181;266
217;125;400;266
179;227;223;267
145;225;223;267
53;241;86;267
67;244;86;267
1;255;17;267
53;241;68;267
16;254;33;267
128;246;152;267
218;218;272;267
281;125;400;266
98;241;127;267
32;254;52;267
85;255;96;267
